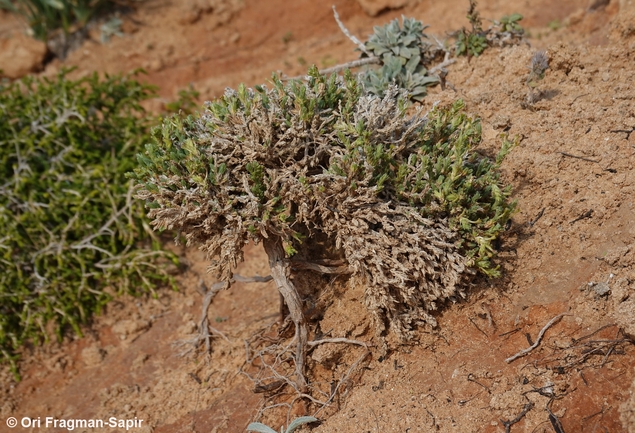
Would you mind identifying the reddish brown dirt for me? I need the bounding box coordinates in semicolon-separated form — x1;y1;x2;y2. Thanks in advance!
2;0;635;432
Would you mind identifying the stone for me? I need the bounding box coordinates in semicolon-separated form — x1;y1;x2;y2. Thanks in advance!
111;318;150;340
81;345;105;367
0;33;48;79
356;0;412;17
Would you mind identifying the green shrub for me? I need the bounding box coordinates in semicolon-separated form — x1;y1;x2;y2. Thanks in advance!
131;67;515;344
0;0;113;40
0;69;177;378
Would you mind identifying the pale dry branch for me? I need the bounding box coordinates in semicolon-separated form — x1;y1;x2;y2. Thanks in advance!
307;337;370;348
283;57;381;81
332;5;370;56
233;274;273;284
290;260;352;275
505;313;569;363
429;53;457;75
320;57;381;74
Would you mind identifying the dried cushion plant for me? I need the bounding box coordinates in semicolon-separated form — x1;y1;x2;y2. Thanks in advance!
131;67;516;389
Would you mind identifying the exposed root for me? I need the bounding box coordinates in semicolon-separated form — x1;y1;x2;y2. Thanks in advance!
264;237;309;393
312;347;371;417
176;273;272;356
522;324;634;373
242;320;372;422
557;327;633;370
500;401;534;433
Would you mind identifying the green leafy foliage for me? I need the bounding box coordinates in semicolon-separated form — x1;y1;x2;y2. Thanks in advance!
455;0;525;57
455;31;488;57
498;13;524;33
455;0;487;57
397;101;517;273
361;17;439;102
0;0;113;40
0;69;177;378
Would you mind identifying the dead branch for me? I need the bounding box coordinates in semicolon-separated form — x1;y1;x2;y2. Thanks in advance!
572;324;616;344
283;6;383;82
559;337;631;369
307;337;370;348
546;401;565;433
505;313;568;363
233;274;273;284
467;373;491;394
290;260;352;274
569;209;593;225
558;151;600;164
322;57;381;74
332;6;370;56
500;401;534;433
282;58;381;81
429;53;456;75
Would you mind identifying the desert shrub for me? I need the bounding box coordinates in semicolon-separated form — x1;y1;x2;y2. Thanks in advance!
0;69;177;377
0;0;114;40
131;67;515;354
361;17;440;102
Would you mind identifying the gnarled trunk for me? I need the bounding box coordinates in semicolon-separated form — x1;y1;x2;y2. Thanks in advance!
262;237;308;392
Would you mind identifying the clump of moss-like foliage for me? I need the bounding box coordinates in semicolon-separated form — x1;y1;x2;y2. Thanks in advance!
131;66;515;388
0;70;178;377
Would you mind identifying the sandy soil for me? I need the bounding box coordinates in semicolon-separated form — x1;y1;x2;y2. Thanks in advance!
1;0;635;432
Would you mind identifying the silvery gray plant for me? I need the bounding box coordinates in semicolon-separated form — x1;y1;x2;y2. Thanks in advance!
361;17;439;102
247;416;318;433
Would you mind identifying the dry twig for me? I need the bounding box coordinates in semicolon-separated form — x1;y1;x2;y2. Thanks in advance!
180;273;273;355
307;337;369;348
290;260;352;274
332;6;370;56
505;313;568;363
500;401;534;433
